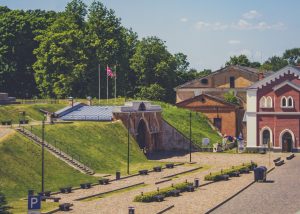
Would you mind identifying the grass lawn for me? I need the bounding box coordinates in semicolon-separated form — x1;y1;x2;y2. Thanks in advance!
0;103;66;123
9;200;59;214
157;102;222;147
0;131;97;205
28;121;165;175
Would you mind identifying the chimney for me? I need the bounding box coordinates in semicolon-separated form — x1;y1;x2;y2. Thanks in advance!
258;72;264;80
68;97;74;107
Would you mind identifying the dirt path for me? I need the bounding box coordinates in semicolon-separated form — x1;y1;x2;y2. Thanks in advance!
0;128;13;139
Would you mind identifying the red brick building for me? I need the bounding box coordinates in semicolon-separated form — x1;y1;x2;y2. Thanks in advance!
246;66;300;152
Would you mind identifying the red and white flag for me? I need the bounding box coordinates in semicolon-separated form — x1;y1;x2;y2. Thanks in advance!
106;66;114;77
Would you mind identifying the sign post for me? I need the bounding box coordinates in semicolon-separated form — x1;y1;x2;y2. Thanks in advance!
28;195;41;214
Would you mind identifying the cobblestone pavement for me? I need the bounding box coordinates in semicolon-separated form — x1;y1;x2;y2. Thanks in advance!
54;152;283;214
212;155;300;214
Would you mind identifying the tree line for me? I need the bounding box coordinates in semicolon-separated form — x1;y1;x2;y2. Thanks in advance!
0;1;299;103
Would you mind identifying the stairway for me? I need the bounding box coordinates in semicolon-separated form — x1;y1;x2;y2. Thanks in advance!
16;128;95;175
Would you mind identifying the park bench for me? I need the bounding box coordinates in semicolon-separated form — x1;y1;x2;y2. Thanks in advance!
153;195;164;202
186;185;195;192
80;183;92;189
59;187;72;193
153;166;162;172
286;154;295;160
273;157;281;163
19;119;29;124
275;160;284;166
239;168;250;174
169;189;180;197
59;203;73;211
42;197;61;202
228;171;240;177
99;178;110;185
139;170;148;175
165;163;174;169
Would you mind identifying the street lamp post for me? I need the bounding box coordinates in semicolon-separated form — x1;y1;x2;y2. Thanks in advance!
127;112;131;174
189;111;192;163
41;116;45;192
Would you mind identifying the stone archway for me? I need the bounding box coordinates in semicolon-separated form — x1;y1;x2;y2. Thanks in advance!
137;119;147;150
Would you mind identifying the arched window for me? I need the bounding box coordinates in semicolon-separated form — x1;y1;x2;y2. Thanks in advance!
201;78;208;84
287;96;293;107
259;96;266;108
281;96;287;107
266;96;273;108
262;129;270;145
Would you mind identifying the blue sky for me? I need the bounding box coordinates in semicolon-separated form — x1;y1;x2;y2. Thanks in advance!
1;0;300;70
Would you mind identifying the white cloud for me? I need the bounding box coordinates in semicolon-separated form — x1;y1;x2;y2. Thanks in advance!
232;19;285;30
180;17;188;22
195;21;228;31
228;40;241;45
242;10;262;19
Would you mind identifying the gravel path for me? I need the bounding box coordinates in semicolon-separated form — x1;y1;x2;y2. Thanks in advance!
54;152;282;214
211;155;300;214
0;128;13;139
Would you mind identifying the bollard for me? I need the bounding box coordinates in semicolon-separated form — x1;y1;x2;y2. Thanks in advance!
194;178;200;188
128;206;135;214
116;171;121;180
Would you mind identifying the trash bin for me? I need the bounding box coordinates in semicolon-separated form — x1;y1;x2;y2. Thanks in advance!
254;166;267;182
194;178;200;187
116;171;121;180
128;206;135;214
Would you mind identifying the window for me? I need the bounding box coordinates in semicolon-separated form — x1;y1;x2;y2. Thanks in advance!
229;76;235;88
281;96;294;108
262;130;270;145
259;96;266;108
259;96;272;108
201;78;208;84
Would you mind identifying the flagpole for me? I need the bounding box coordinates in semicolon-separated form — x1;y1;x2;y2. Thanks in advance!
98;64;100;105
114;63;117;104
106;64;108;104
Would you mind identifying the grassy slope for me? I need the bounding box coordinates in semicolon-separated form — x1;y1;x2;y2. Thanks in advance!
0;104;66;123
157;102;222;147
29;121;162;174
0;131;97;202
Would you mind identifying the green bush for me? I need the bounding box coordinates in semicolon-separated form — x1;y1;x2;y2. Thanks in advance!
204;162;257;181
134;182;193;202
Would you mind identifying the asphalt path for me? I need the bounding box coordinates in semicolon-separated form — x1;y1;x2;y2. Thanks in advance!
212;155;300;214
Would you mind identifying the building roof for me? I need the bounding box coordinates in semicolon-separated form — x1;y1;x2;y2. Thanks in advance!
249;66;300;90
176;93;238;107
175;65;260;90
273;80;300;92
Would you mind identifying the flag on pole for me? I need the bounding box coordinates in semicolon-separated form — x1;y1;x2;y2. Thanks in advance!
106;66;114;77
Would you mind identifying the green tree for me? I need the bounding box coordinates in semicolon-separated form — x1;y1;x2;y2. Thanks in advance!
224;90;239;105
282;48;300;65
260;56;288;72
135;83;166;101
174;52;189;73
0;192;10;214
33;1;88;98
225;54;251;67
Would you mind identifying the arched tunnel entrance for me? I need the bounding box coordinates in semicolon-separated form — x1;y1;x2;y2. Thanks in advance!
137;119;147;150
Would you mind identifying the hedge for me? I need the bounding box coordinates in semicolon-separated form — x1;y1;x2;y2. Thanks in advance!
134;182;193;202
204;162;257;181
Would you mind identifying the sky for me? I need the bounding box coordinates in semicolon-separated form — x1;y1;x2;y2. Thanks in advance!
1;0;300;70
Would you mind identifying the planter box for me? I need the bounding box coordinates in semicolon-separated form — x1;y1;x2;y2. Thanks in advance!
99;178;109;185
166;163;174;169
80;183;92;189
153;166;162;172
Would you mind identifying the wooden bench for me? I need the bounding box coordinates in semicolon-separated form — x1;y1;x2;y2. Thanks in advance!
99;178;109;185
228;171;240;177
80;183;92;189
186;185;195;192
273;157;281;163
165;163;174;169
286;154;295;160
153;166;162;172
59;187;72;193
59;203;73;211
275;160;284;166
139;170;148;175
169;189;180;197
153;195;164;202
1;120;12;125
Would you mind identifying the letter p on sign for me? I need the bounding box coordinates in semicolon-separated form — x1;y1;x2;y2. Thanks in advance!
28;195;41;211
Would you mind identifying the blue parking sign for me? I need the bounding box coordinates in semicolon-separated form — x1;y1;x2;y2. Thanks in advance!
28;195;41;210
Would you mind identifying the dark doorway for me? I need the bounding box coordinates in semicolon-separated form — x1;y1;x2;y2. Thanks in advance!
282;132;293;152
262;130;270;145
229;76;235;88
213;118;222;131
137;119;147;150
138;102;146;111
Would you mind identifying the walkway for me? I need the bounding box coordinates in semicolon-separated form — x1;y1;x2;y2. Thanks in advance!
212;155;300;214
